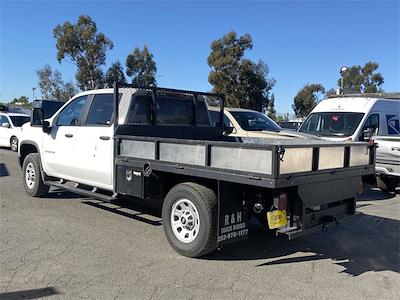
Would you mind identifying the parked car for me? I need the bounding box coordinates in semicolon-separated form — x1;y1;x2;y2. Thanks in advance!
298;92;400;191
278;121;303;131
208;107;315;139
18;83;375;257
0;112;30;151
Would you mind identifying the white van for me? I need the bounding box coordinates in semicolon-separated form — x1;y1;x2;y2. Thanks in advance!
299;93;400;191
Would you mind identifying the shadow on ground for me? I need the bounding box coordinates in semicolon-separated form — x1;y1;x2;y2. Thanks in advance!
206;213;400;276
39;187;399;277
0;163;9;177
0;287;60;300
357;188;399;201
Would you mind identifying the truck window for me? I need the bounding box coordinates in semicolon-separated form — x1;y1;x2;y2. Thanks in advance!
362;114;379;134
9;116;30;127
299;112;364;137
0;115;7;124
230;111;281;131
208;111;232;127
86;94;114;126
57;96;87;126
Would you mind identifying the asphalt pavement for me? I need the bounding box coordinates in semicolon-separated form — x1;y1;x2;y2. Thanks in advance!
0;148;399;299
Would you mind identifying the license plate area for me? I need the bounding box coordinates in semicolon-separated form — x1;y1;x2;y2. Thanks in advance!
267;209;287;229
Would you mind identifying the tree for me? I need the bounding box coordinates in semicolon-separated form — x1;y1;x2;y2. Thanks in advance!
292;83;325;118
326;88;337;97
36;65;78;101
105;61;127;87
53;15;113;90
10;96;29;106
207;31;275;112
267;93;276;120
126;46;157;86
338;61;384;93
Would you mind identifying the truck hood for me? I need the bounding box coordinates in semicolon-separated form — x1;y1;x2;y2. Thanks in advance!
243;130;320;140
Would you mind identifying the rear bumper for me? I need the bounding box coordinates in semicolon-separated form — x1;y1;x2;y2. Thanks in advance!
276;212;363;240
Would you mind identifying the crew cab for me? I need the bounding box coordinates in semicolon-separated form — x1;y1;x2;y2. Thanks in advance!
19;83;375;257
0;111;30;151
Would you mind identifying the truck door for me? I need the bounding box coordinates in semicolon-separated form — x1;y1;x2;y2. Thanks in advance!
0;115;11;146
72;94;114;190
42;95;89;179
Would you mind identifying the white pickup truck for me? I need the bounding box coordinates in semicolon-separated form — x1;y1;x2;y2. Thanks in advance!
18;83;375;257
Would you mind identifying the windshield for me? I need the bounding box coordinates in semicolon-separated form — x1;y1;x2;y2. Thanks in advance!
230;111;281;131
10;116;30;127
299;112;364;137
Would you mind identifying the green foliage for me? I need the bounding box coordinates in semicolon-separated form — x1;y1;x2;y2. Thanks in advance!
10;96;30;105
326;88;337;97
53;15;113;90
126;46;157;86
338;61;384;93
105;61;127;87
207;31;275;112
37;65;78;101
267;93;277;120
292;83;325;118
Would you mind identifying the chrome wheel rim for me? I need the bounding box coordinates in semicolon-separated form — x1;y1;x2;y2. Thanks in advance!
11;138;17;150
171;199;200;243
25;162;35;189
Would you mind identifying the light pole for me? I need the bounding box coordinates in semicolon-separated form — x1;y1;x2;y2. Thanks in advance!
339;66;347;94
32;87;36;101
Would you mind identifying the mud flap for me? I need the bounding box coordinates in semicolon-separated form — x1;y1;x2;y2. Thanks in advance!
217;181;249;246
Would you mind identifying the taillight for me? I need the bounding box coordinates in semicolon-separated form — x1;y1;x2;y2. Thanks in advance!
273;192;288;210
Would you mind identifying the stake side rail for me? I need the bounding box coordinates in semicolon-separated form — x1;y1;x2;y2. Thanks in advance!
115;134;375;189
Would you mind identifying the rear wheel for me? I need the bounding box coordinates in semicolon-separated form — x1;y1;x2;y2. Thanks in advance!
10;136;18;152
162;182;217;257
22;153;49;197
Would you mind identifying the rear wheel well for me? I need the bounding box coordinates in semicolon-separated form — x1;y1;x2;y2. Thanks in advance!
19;143;39;167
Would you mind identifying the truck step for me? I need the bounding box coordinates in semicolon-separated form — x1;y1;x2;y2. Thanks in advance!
46;180;116;202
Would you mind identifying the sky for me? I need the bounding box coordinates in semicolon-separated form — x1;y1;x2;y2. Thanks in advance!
1;0;399;114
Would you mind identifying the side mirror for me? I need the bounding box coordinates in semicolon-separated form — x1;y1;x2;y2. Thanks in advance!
223;126;236;136
362;127;375;141
1;122;10;128
42;121;51;133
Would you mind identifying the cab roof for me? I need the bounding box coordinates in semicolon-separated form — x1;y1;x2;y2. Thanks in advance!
0;112;30;117
312;95;399;113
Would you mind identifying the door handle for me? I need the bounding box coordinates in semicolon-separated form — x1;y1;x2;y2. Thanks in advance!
65;133;73;138
392;147;400;152
99;136;110;141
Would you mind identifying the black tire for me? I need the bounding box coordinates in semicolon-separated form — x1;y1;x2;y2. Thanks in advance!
377;177;399;193
162;182;217;257
22;153;50;197
10;136;18;152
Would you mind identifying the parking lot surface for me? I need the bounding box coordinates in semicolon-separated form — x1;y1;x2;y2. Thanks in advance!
0;148;399;299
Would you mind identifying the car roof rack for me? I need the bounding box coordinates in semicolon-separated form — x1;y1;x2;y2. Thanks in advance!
328;92;400;100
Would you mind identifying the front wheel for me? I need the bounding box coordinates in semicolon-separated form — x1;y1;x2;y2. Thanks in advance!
22;153;50;197
10;136;18;152
377;176;399;193
162;182;217;257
